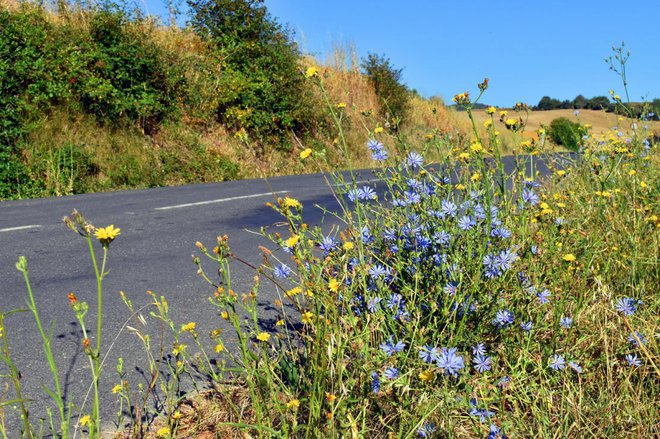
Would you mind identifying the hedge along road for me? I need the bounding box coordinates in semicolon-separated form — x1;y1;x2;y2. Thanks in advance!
0;154;570;434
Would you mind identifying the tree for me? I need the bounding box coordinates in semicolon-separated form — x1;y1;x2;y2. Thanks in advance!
536;96;561;111
186;0;314;140
572;94;587;109
361;53;410;121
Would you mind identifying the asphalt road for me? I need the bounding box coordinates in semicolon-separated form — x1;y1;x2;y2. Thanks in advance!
0;155;568;435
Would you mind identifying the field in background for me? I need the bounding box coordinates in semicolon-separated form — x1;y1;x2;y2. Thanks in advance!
453;108;660;151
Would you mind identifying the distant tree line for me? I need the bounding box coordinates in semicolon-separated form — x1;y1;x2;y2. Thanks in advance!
535;95;660;120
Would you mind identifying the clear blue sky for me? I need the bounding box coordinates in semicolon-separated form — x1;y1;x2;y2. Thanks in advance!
142;0;660;107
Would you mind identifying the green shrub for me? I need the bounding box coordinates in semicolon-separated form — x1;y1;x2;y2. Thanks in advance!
361;53;410;122
187;0;320;142
548;117;586;151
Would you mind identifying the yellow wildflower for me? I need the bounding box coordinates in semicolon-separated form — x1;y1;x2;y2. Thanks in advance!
181;322;196;332
562;254;576;262
285;235;300;248
286;399;300;409
172;411;182;420
458;152;470;161
112;384;123;394
419;369;435;382
300;148;312;159
256;332;270;342
471;172;482;182
305;66;318;78
487;106;496;114
214;342;225;353
336;102;346;108
172;343;187;356
301;311;314;324
470;141;484;153
94;225;120;244
283;197;302;209
640;181;648;188
483;120;492;128
276;319;285;326
326;393;337;402
556;170;566;177
628;169;637;176
286;287;302;297
79;415;91;427
374;126;384;134
220;311;229;320
156;426;170;438
328;278;340;292
455;183;466;190
343;241;354;251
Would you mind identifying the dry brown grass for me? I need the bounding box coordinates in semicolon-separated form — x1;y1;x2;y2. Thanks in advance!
452;108;660;151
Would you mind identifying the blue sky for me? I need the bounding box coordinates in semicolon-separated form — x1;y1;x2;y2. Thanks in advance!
143;0;659;107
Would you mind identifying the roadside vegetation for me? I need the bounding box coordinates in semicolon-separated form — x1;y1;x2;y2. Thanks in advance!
0;0;463;200
1;38;658;438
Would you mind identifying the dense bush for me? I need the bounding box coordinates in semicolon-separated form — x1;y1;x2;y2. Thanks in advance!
187;0;320;142
548;117;586;151
361;53;410;122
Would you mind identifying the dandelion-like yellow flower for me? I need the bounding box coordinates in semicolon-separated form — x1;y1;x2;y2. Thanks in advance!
471;172;482;182
79;415;91;427
305;66;318;78
181;322;196;332
470;141;484;153
455;183;466;190
419;369;435;382
483;120;492;128
556;170;566;177
301;311;314;324
214;342;225;353
300;148;312;159
156;426;170;438
256;332;270;342
94;225;120;244
285;235;300;248
486;106;496;115
112;384;123;394
343;241;354;251
458;152;470;161
283;197;302;209
562;254;576;262
286;287;302;297
328;278;340;292
499;110;508;117
374;126;384;134
336;102;346;108
276;319;285;326
286;399;300;409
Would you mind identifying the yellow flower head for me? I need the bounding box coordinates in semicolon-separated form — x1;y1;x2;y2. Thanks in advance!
374;126;384;134
286;287;302;297
94;225;120;244
305;66;318;78
301;311;314;324
283;197;302;209
286;399;300;409
284;235;300;248
499;110;508;117
458;152;471;161
486;106;496;115
562;254;576;262
419;369;435;382
300;148;312;159
79;415;91;427
470;141;484;153
214;342;225;353
343;241;354;251
181;322;196;332
483;120;493;128
256;332;270;342
156;426;171;438
112;384;123;394
336;102;346;108
328;278;340;292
